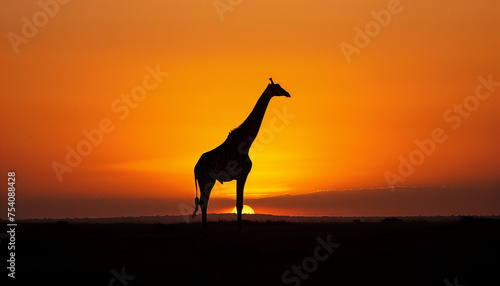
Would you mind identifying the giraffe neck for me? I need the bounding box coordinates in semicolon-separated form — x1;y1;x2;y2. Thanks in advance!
235;88;273;147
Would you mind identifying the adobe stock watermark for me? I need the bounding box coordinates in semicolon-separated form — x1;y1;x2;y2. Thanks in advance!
178;105;297;223
7;0;71;54
385;74;499;191
213;0;243;21
282;234;340;286
443;276;465;286
108;267;135;286
339;0;410;63
52;64;169;182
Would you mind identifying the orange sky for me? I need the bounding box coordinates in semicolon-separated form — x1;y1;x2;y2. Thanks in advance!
1;0;499;218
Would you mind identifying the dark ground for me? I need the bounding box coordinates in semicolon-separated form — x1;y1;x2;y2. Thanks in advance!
2;217;499;286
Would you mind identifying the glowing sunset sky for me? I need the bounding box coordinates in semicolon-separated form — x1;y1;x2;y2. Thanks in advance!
1;0;499;218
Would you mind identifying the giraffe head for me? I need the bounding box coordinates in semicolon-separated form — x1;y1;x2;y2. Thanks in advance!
267;78;291;98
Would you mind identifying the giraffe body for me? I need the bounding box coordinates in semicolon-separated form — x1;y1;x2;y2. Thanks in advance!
193;78;290;235
195;142;252;185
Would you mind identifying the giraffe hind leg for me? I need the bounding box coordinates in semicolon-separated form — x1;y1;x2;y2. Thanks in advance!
197;176;215;235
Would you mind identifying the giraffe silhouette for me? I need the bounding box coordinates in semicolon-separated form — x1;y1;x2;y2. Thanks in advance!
193;78;291;235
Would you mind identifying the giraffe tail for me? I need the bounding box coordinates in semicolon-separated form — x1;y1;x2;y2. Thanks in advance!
192;174;199;218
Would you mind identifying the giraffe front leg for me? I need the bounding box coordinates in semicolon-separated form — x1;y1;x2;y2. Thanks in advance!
236;175;247;236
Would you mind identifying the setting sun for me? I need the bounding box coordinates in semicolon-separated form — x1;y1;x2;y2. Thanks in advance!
231;205;255;215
